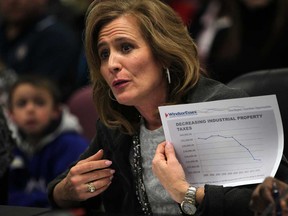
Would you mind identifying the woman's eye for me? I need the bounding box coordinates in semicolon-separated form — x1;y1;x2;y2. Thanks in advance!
99;49;109;60
122;43;133;53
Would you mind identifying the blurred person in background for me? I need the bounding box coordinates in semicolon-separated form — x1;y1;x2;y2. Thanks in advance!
0;62;18;107
164;0;200;26
250;176;288;215
0;106;16;205
7;75;88;207
190;0;288;83
0;0;80;101
57;0;94;88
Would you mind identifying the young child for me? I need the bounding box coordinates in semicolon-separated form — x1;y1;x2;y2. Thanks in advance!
7;75;89;207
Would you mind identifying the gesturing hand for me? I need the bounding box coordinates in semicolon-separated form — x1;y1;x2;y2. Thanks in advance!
54;149;115;207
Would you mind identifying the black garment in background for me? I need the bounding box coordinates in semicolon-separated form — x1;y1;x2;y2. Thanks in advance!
0;14;80;101
190;0;288;84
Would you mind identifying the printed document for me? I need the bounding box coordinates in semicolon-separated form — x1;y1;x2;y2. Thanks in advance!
159;95;283;187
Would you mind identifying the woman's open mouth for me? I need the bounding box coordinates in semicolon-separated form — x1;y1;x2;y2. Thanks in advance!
112;79;129;88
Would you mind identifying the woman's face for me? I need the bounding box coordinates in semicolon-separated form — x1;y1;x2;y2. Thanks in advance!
97;15;167;107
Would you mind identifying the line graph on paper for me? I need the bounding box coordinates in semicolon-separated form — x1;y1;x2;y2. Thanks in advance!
180;126;268;185
195;129;263;173
160;96;282;187
197;134;261;161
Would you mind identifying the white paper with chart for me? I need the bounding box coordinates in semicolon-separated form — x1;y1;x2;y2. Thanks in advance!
159;95;283;187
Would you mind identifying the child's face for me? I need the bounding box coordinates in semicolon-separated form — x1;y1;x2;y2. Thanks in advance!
10;84;60;136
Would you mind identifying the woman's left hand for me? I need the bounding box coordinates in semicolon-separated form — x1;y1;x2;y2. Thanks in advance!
152;141;189;203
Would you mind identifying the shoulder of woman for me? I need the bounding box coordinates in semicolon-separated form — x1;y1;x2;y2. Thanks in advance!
187;76;248;103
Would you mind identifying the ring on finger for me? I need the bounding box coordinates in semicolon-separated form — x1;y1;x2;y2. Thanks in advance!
86;182;96;193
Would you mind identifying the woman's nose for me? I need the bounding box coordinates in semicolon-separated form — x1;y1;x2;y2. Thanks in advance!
108;53;121;73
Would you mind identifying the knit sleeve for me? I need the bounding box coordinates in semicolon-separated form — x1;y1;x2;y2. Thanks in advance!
196;184;255;216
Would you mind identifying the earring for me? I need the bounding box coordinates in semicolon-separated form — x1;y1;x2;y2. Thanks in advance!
108;89;117;101
166;68;171;84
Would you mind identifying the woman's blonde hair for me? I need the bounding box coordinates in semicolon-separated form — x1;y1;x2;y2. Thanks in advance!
85;0;201;134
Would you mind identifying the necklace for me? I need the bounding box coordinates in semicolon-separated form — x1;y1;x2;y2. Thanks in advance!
132;134;153;215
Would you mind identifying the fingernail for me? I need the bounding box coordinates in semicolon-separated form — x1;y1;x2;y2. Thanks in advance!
166;141;173;147
105;160;112;166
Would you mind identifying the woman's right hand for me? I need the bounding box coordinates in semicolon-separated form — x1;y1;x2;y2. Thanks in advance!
53;149;115;208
